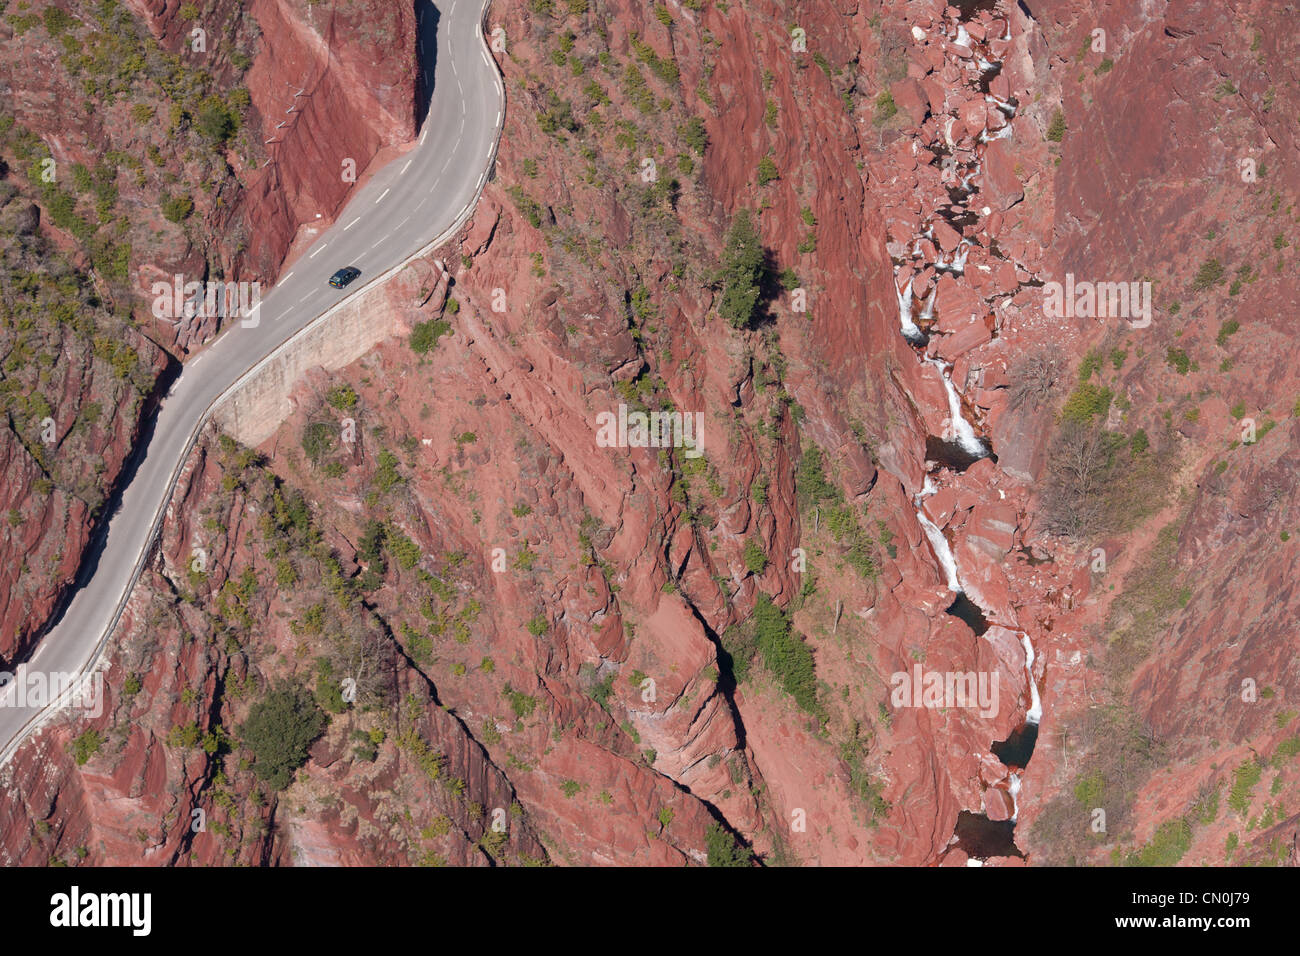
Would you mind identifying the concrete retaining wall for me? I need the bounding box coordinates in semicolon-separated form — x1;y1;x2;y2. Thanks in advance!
212;281;403;447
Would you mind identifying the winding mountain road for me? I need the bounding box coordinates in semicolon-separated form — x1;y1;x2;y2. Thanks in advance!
0;0;503;766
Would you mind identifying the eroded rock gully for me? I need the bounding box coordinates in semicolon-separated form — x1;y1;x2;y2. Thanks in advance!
883;0;1049;864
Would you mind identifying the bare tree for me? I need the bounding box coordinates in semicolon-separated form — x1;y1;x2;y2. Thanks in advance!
1008;345;1068;411
1043;420;1110;538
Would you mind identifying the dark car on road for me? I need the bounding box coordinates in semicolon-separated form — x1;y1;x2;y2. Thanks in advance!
329;266;362;289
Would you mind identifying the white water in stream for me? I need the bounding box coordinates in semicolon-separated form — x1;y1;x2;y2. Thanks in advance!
920;286;937;322
895;277;923;340
925;357;988;458
952;241;971;274
917;510;962;592
1020;634;1043;724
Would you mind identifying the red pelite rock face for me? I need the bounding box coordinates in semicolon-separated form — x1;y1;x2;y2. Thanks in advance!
0;320;167;666
234;0;418;275
4;0;1299;867
136;0;419;294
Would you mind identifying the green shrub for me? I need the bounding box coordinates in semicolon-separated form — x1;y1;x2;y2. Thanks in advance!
872;89;897;125
1060;382;1112;423
537;92;579;134
622;64;656;113
630;33;678;84
71;729;104;765
507;185;544;228
239;681;327;791
314;659;347;714
1128;817;1192;866
840;731;890;821
372;449;402;493
1165;347;1190;375
1046;108;1067;142
385;526;422;570
1216;319;1240;346
1228;759;1262;815
680;117;708;154
719;622;756;685
160;192;193;223
1077;347;1104;381
586;669;615;706
753;593;818;715
1272;736;1300;767
503;684;539;718
1073;769;1106;807
706;821;753;866
351;730;378;762
796;446;839;507
300;421;334;464
756;156;779;186
325;384;358;410
43;6;76;34
743;539;768;574
409;318;451;354
195;96;237;145
1191;258;1225;292
717;209;764;329
826;504;879;578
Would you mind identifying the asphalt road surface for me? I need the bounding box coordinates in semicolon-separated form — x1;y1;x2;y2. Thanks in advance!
0;0;503;765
